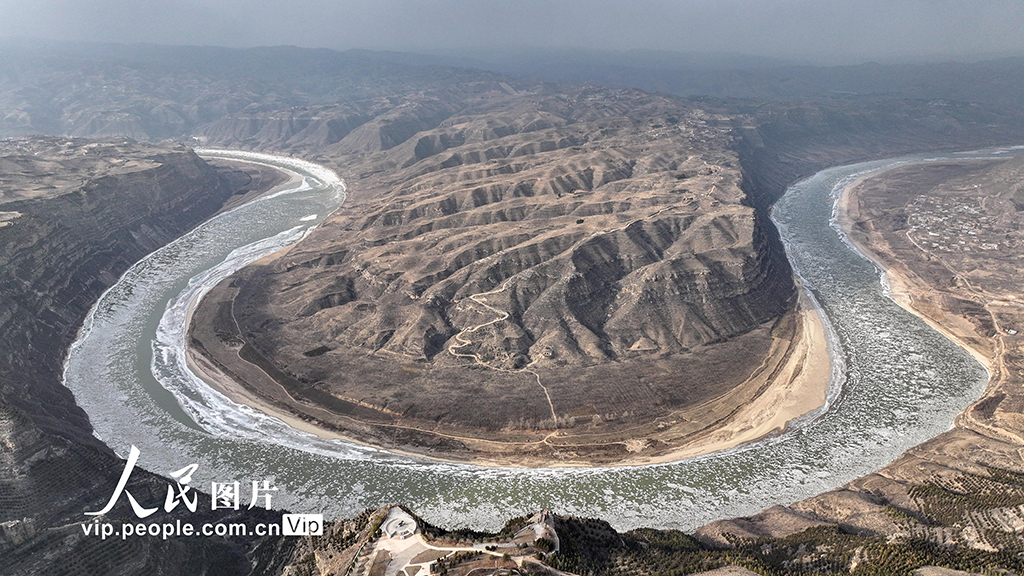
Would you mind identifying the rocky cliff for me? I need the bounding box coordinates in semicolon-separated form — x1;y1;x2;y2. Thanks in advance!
728;98;1024;208
0;138;240;445
0;138;281;574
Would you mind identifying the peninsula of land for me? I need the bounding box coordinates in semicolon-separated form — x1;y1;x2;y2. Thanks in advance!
185;89;833;466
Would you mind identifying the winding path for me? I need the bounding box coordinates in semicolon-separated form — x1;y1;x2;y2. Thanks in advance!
448;280;559;423
444;204;686;428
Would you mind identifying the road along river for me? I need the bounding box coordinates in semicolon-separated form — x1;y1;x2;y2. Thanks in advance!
62;147;1020;531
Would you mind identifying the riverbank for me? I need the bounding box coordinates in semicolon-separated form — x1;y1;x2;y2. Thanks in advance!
835;157;1024;446
646;289;831;463
696;151;1024;550
199;155;304;214
835;164;998;374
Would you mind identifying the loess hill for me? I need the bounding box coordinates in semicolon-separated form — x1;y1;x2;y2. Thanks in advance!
190;87;799;463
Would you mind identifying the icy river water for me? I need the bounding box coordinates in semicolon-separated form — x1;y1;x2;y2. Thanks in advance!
62;147;1022;531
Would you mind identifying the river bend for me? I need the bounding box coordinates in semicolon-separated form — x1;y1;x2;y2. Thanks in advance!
62;147;1020;530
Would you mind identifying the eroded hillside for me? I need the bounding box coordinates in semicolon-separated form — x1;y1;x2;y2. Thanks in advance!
190;87;803;464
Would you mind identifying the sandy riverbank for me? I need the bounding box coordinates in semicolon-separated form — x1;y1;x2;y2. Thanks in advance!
835;159;1024;449
202;155;305;214
835;167;997;374
625;289;832;465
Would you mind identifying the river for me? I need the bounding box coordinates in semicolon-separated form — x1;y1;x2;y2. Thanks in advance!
62;146;1021;531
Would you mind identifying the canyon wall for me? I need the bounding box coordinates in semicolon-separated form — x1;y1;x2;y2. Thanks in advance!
0;139;279;574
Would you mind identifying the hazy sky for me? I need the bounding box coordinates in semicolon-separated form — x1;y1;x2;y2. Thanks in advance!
2;0;1023;64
